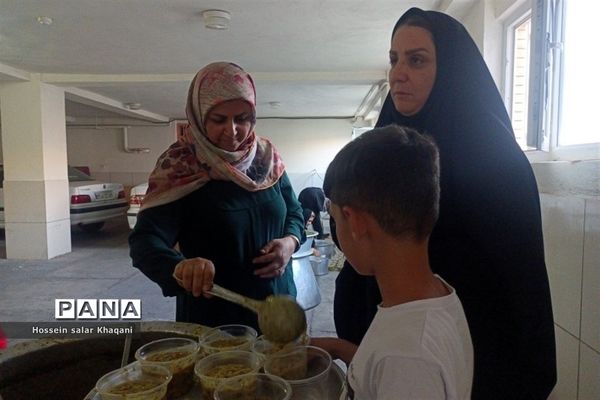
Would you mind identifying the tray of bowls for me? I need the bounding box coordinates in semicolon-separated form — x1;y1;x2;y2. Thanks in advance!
85;324;345;400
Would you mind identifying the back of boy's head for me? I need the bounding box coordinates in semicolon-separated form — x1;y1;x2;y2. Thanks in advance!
323;125;440;241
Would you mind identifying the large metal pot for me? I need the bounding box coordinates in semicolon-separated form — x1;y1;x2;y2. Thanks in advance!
291;231;321;310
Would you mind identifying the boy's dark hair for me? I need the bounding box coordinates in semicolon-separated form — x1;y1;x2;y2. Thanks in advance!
323;125;440;241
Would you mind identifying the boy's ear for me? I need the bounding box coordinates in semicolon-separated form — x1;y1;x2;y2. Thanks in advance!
342;206;369;240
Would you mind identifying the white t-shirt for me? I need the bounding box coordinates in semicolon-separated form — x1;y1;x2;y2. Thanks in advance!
346;277;473;400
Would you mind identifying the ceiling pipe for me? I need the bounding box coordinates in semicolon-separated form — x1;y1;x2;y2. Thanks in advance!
122;126;150;154
354;82;381;118
353;80;389;127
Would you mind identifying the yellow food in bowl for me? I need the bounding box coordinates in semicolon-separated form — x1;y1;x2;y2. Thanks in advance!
206;363;254;378
146;350;190;362
208;338;249;349
105;379;162;394
135;338;199;399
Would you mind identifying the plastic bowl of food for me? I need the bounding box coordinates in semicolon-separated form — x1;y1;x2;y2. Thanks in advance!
95;362;171;400
214;372;292;400
134;337;199;399
252;334;309;357
263;345;332;400
200;324;258;356
194;350;262;399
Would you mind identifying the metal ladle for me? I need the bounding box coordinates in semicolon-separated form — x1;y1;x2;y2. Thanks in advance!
174;274;306;343
208;284;307;344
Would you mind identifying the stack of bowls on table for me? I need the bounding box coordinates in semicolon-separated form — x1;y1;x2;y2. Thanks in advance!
194;349;263;399
195;324;262;399
94;323;338;399
94;324;258;400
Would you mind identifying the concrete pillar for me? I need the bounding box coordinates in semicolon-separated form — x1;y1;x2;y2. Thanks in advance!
0;75;71;259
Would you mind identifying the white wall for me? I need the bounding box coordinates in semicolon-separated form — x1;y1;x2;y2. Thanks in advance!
461;0;505;92
533;160;600;400
256;118;353;194
462;1;486;51
66;125;176;188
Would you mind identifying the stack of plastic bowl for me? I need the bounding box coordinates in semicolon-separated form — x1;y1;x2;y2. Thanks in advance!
263;345;332;400
95;362;172;400
134;337;199;399
194;350;263;399
214;372;292;400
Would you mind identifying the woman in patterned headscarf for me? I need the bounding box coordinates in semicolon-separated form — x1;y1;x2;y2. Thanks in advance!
129;62;305;330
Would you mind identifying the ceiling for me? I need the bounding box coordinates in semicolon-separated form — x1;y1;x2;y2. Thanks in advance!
0;0;475;125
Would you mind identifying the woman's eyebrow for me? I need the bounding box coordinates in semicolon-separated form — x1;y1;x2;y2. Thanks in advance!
389;47;430;56
210;111;251;118
405;47;430;55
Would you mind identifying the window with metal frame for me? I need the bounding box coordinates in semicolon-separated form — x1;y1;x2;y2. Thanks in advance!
506;0;599;159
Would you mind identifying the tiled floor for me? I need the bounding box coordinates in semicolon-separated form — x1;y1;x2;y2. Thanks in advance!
0;218;338;337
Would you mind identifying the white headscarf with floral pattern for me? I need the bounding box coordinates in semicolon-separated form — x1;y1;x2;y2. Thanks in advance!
141;62;285;211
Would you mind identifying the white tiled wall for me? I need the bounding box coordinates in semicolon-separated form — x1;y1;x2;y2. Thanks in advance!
541;195;585;336
581;200;600;352
579;343;600;400
549;326;579;400
541;194;600;400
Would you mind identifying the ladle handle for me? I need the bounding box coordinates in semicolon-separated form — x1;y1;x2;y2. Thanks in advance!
120;333;132;367
208;284;263;314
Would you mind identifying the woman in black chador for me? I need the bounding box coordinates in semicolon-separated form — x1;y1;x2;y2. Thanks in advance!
333;8;556;400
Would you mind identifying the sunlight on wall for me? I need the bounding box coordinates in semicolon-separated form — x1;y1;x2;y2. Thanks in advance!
560;1;600;146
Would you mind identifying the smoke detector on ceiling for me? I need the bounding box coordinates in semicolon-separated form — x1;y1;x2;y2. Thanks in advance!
36;16;53;25
202;9;231;30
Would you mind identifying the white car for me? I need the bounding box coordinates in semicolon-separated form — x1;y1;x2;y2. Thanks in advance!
127;182;149;229
0;166;128;232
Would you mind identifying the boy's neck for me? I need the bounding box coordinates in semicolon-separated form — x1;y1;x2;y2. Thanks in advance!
370;235;450;308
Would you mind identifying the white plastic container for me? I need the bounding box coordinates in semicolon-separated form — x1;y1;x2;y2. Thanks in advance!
134;337;199;399
194;350;262;399
214;372;292;400
95;362;171;400
264;345;332;400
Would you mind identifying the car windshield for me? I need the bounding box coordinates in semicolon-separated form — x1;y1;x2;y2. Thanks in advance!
68;167;94;182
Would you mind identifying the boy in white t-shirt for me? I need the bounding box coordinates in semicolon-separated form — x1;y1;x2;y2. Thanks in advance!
312;125;473;399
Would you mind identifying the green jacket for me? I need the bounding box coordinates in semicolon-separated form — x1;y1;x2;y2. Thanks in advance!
129;172;304;330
